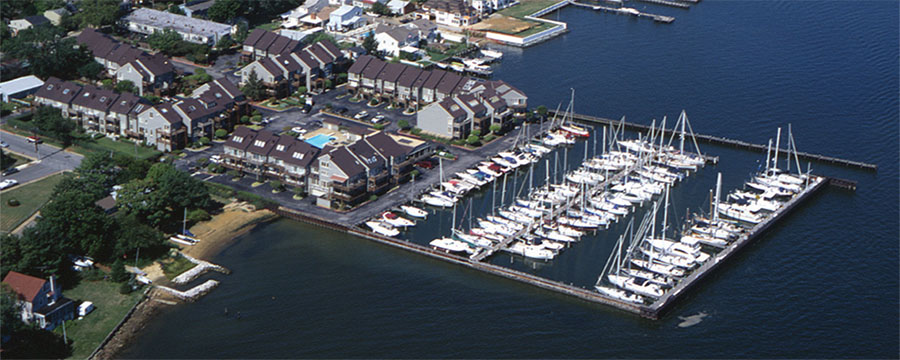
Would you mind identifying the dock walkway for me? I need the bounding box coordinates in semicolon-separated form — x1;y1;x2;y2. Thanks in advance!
553;111;877;171
633;0;691;9
570;2;675;23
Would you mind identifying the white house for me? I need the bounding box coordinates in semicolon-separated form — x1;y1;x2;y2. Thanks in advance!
2;272;74;331
374;26;419;57
327;5;365;32
9;15;49;36
387;0;412;14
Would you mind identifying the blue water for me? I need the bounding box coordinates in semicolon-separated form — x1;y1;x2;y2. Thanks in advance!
305;134;335;149
122;1;898;358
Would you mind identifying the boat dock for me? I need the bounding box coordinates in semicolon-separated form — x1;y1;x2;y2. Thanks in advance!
553;111;878;171
646;175;829;318
632;0;691;9
570;2;676;23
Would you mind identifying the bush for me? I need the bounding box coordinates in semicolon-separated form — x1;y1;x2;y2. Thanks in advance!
252;110;261;117
368;98;379;106
296;86;307;95
101;79;114;90
373;123;385;130
466;134;480;145
451;139;465;146
251;115;262;123
6;199;20;207
240;115;250;124
215;129;228;139
397;119;410;129
187;208;211;223
489;123;502;134
483;134;496;142
410;169;420;178
324;103;333;110
410;127;422;135
368;194;378;202
197;157;209;166
227;169;240;178
118;282;133;294
199;136;211;146
471;129;481;137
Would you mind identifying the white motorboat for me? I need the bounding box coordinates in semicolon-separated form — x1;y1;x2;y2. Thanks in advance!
430;237;474;254
401;205;428;218
455;232;494;248
366;221;399;237
624;268;674;288
631;259;685;278
560;124;590;137
381;212;415;228
506;241;555;260
640;247;696;269
480;48;503;59
421;195;453;208
680;233;728;249
646;238;711;263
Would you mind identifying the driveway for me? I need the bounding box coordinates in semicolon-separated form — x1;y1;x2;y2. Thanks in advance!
0;130;84;186
171;52;242;85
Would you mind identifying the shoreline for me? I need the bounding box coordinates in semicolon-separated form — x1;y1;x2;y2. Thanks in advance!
92;203;278;360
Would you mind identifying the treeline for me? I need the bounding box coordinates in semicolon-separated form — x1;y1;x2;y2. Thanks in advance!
0;153;214;282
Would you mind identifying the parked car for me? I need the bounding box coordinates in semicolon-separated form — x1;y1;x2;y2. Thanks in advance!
209;155;222;164
334;107;349;115
301;104;312;114
354;110;369;120
2;167;19;176
0;179;18;190
26;136;41;144
416;160;435;169
291;127;307;135
0;140;8;148
371;114;386;123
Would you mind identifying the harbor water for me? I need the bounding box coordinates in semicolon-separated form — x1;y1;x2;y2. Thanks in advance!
122;1;898;357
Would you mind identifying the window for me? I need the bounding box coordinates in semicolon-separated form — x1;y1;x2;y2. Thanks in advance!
47;84;54;90
276;144;285;152
233;136;244;143
292;152;304;160
100;96;107;102
253;140;266;147
62;88;69;94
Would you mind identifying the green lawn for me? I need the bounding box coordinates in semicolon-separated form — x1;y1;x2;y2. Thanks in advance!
72;137;161;161
55;280;144;360
161;256;195;280
498;0;563;18
254;21;282;31
0;172;68;234
516;22;558;36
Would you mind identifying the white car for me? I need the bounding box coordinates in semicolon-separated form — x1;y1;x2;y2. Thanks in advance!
209;155;222;164
291;127;307;134
78;301;94;317
0;179;18;190
371;114;386;123
354;111;369;120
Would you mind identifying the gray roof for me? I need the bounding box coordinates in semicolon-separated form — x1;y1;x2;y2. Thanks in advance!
378;62;407;84
348;55;374;75
436;72;462;94
364;132;407;158
24;15;49;26
34;77;82;104
437;97;466;119
72;85;118;112
123;8;232;38
0;75;43;97
224;126;257;151
361;57;386;80
329;147;366;178
396;67;423;88
423;69;446;90
247;130;280;156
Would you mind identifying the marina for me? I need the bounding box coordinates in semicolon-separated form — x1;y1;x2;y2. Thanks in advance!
268;103;841;319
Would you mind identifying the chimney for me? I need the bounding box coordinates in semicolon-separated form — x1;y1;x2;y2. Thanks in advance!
49;275;58;304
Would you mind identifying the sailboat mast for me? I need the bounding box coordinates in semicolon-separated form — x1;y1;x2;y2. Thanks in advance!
765;139;772;172
714;173;722;221
501;173;507;206
602;126;607;155
492;177;496;216
679;110;686;154
662;184;670;237
773;127;782;170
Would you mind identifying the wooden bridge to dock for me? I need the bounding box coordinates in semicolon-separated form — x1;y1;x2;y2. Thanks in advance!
551;111;878;171
632;0;691;9
570;2;676;23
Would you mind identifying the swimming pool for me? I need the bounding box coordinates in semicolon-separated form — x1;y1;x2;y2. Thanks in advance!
304;134;335;149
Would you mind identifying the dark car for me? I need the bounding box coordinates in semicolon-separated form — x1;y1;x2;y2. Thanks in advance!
301;104;312;114
334;107;349;115
416;160;435;169
2;167;18;176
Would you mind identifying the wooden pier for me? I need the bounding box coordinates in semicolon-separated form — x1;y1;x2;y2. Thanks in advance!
552;111;878;171
570;2;676;23
633;0;691;9
645;175;829;318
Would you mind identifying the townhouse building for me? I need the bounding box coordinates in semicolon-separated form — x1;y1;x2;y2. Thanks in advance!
240;41;343;96
418;0;479;27
76;29;176;96
121;7;236;45
241;29;304;62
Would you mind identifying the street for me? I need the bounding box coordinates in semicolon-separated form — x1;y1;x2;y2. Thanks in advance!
0;130;84;187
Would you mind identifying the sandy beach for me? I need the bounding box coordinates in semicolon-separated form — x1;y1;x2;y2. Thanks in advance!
95;203;277;359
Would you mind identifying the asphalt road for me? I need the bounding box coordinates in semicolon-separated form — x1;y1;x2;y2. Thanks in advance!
0;131;84;187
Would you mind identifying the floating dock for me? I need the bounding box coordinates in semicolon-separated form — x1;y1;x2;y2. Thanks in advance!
553;111;878;171
633;0;691;9
570;2;676;23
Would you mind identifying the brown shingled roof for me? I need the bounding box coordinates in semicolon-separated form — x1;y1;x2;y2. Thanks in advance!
2;271;46;303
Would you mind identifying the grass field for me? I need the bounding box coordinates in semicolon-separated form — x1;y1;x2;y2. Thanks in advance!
515;21;557;36
0;172;67;234
161;256;196;280
72;137;161;161
471;15;539;35
498;0;563;18
1;151;30;171
55;281;144;360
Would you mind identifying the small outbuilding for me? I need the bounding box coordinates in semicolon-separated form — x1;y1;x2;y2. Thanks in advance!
0;75;44;103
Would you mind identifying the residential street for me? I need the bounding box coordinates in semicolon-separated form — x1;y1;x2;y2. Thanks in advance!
0;130;84;187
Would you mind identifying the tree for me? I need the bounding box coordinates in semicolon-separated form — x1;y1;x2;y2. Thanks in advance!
110;258;129;282
147;29;183;54
536;105;548;118
33;106;75;145
397;119;410;129
240;115;250;124
117;163;211;229
78;61;104;80
168;3;186;15
187;209;211;223
115;80;136;93
208;0;243;23
215;35;235;50
215;129;228;139
114;215;164;258
234;22;249;43
0;229;65;279
370;2;393;16
1;25;95;80
78;0;122;28
362;33;378;57
241;69;266;101
471;129;481;137
38;186;117;259
489;123;502;134
199;136;211;146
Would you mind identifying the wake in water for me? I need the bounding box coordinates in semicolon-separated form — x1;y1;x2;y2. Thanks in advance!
677;312;708;328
